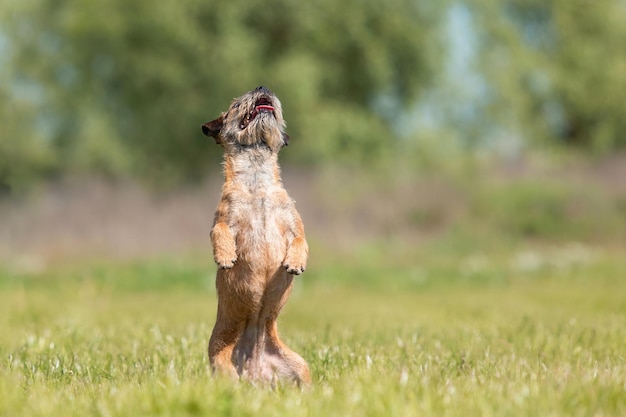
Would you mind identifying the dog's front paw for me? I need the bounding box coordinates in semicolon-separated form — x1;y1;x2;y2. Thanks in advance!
214;251;237;269
211;222;237;269
214;246;237;269
283;237;308;275
284;264;305;275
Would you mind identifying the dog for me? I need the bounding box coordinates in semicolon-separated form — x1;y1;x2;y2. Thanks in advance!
201;86;310;385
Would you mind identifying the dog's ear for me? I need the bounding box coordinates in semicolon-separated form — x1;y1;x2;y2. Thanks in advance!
282;132;290;147
201;114;224;144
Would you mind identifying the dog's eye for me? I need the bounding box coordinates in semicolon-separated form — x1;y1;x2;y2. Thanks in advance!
233;103;240;109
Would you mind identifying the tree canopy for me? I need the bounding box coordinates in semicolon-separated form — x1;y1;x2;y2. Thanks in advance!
1;0;625;189
1;0;445;186
469;0;626;151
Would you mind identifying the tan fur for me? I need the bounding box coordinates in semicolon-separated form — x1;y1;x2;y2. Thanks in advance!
201;86;310;385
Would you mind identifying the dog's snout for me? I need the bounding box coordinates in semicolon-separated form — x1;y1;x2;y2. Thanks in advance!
255;86;271;94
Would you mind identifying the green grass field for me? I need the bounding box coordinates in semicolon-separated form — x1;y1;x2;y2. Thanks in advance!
1;242;625;417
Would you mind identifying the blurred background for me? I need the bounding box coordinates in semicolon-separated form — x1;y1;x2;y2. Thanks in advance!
1;0;625;265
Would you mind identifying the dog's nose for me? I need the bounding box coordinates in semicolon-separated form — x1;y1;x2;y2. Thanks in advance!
255;86;270;94
256;86;265;91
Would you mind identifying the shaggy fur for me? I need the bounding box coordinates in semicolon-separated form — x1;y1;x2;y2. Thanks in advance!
202;86;310;385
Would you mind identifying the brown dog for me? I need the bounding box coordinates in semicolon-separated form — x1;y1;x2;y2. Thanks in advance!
201;86;310;385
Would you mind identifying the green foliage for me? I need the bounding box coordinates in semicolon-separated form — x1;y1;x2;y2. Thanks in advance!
1;247;625;416
3;0;626;189
0;72;56;190
0;0;446;187
471;180;623;240
398;161;626;244
485;184;578;238
469;0;626;151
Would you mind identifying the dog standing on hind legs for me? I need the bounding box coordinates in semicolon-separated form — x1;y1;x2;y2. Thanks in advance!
201;86;310;385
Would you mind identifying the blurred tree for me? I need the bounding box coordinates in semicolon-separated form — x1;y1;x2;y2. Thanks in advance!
468;0;626;152
1;0;447;186
0;44;56;192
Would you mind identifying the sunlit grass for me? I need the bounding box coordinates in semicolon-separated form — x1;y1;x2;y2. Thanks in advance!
1;244;625;416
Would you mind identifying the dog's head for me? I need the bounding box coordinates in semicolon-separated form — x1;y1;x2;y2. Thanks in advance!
202;86;290;152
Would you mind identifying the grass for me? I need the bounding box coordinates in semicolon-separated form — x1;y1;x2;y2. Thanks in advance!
0;242;625;417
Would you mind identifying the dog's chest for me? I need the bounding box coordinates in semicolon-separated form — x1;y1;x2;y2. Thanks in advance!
229;167;289;233
225;152;293;261
229;182;290;265
234;183;277;212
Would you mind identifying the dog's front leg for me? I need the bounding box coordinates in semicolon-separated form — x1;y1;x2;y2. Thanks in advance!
283;211;308;275
211;197;237;269
211;222;237;269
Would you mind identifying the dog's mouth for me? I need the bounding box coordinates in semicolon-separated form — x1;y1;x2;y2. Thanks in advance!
239;96;275;129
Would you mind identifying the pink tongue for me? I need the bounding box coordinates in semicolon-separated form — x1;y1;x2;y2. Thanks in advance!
256;105;274;112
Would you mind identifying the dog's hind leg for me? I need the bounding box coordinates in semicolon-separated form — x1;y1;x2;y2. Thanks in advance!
208;305;242;378
264;320;311;385
259;270;311;385
208;268;254;378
